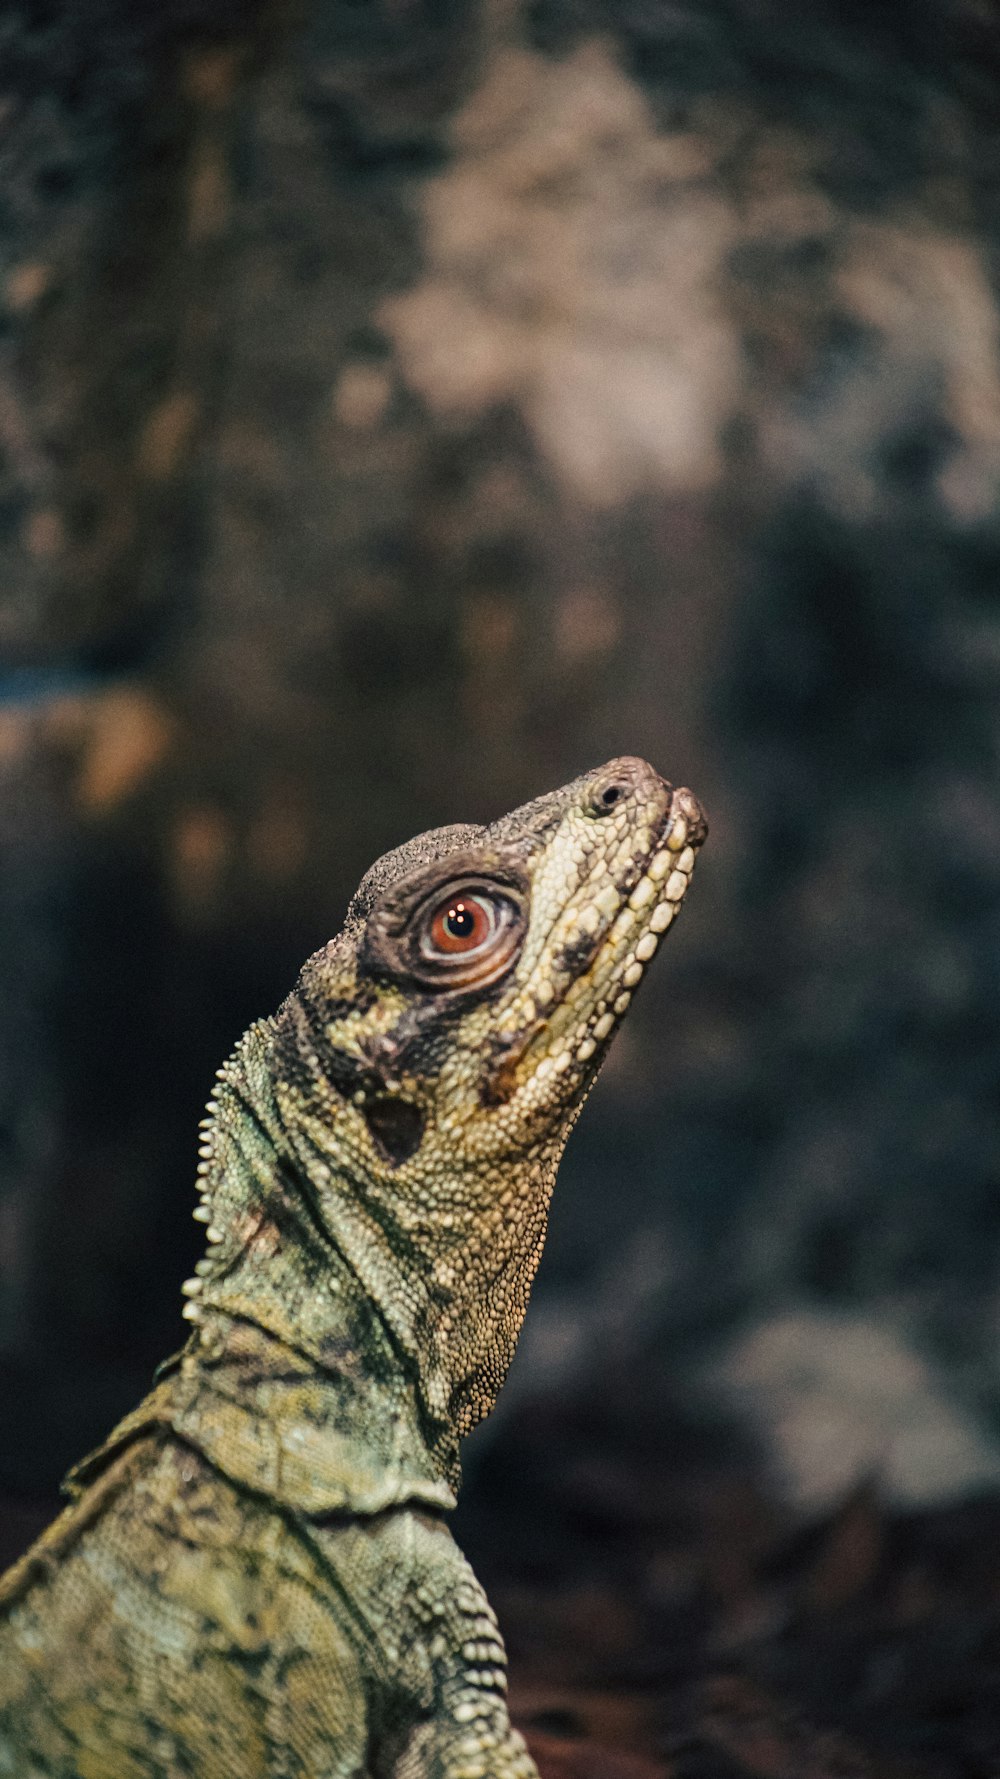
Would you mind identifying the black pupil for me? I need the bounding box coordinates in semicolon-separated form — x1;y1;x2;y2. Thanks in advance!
445;902;476;939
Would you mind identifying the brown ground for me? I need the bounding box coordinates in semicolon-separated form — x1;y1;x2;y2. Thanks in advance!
457;1395;1000;1779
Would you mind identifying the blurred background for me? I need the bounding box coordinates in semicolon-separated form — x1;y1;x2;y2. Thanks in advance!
2;1;1000;1770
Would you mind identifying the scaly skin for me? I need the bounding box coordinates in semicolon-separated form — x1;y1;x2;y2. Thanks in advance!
0;757;706;1779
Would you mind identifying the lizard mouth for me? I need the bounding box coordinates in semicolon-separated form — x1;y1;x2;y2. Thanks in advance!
483;786;706;1106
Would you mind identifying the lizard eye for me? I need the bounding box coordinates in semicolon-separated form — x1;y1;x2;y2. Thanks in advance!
410;878;524;990
363;858;528;993
426;893;496;955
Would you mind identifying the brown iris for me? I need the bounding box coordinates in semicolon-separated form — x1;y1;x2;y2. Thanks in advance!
427;893;495;955
412;877;524;990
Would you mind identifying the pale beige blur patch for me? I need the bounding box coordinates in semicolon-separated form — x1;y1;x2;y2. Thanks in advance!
753;215;1000;522
839;223;1000;521
139;391;201;483
171;805;233;925
4;260;53;315
76;688;175;813
380;41;738;507
0;686;175;815
386;44;1000;524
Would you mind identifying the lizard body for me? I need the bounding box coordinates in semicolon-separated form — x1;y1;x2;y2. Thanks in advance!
0;757;706;1778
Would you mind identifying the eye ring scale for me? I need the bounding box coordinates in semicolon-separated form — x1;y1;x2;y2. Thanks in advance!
415;883;522;988
361;854;529;995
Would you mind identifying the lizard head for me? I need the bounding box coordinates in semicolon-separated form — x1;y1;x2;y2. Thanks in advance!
196;758;706;1440
295;755;705;1170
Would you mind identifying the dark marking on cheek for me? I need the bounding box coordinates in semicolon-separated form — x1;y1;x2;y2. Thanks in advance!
554;932;599;978
480;1029;532;1108
362;998;467;1085
322;1044;382;1103
363;1097;425;1167
322;991;376;1021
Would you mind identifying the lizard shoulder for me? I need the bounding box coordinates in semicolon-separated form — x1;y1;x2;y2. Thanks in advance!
0;1436;155;1619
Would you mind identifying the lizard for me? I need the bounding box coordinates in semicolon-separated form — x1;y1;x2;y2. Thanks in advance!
0;754;706;1779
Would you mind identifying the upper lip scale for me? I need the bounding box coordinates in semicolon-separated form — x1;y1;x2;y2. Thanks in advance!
542;787;683;1003
486;794;688;1092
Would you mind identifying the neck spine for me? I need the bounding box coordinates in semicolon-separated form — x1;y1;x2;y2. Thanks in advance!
176;1024;455;1480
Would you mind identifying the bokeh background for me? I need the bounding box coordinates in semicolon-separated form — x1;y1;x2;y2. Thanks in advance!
3;2;1000;1770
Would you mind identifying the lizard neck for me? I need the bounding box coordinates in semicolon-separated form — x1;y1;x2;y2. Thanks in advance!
267;982;568;1440
176;1021;462;1504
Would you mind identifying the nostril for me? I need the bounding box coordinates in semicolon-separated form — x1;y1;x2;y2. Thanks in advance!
589;777;629;816
586;757;661;818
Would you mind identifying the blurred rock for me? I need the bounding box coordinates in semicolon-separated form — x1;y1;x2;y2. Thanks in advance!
381;40;738;505
708;1310;1000;1510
